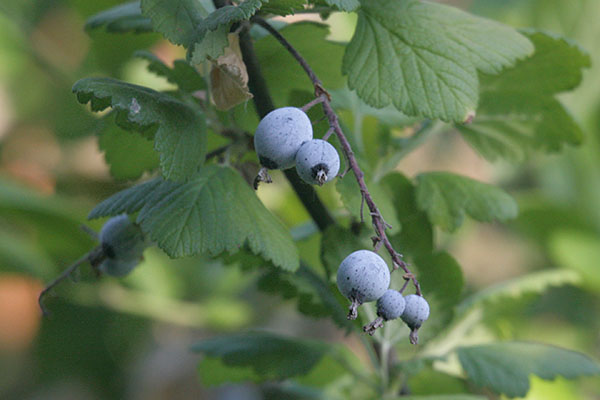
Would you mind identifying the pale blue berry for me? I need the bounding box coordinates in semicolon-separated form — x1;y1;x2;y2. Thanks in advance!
99;215;147;276
337;250;390;320
295;139;340;185
254;107;313;170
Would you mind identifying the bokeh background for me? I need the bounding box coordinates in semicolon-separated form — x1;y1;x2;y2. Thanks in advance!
0;0;599;399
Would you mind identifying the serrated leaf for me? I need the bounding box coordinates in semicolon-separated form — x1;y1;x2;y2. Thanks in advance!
258;262;353;330
134;51;206;92
199;0;264;32
84;1;153;33
98;123;159;180
336;172;400;234
382;173;433;258
89;165;299;270
262;0;307;16
415;172;518;232
457;31;590;162
192;331;330;384
255;22;346;105
324;0;359;12
140;0;209;47
190;24;231;63
456;269;582;316
457;342;600;398
72;77;207;181
343;0;533;122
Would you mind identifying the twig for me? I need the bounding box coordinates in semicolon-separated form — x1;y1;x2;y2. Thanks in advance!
301;95;326;112
38;248;96;316
253;17;422;295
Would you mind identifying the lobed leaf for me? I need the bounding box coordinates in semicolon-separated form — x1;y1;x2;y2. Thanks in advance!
192;331;330;384
258;262;352;330
457;342;600;398
198;0;264;32
98;123;160;180
72;77;207;181
324;0;360;12
343;0;533;122
415;172;518;232
456;269;582;316
457;31;591;162
89;165;299;271
85;1;153;33
140;0;209;47
134;51;206;92
262;0;308;16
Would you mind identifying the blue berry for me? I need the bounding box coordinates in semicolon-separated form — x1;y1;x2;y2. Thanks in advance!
336;250;390;320
99;215;147;276
295;139;340;185
401;294;430;344
254;107;313;170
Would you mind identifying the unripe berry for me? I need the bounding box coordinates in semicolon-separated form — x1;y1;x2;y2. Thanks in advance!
337;250;390;320
295;139;340;185
99;215;147;276
254;107;313;170
401;294;430;344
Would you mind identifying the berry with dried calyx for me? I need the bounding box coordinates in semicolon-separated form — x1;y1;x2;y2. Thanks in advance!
254;107;313;170
295;139;340;185
363;289;406;335
336;250;390;320
401;294;430;344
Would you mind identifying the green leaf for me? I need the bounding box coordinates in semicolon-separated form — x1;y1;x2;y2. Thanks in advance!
413;252;463;342
72;77;207;181
399;396;486;400
336;172;400;234
343;0;533;122
84;1;153;34
89;165;299;270
262;0;308;16
190;24;231;63
382;173;433;258
457;342;600;398
457;31;590;162
98;122;160;181
456;269;582;316
320;224;371;278
140;0;209;47
415;172;518;232
324;0;359;12
258;262;352;330
134;51;206;92
192;331;330;384
199;0;263;32
255;22;346;106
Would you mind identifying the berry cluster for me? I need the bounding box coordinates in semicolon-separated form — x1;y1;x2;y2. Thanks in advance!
254;107;340;186
253;107;428;344
337;250;430;343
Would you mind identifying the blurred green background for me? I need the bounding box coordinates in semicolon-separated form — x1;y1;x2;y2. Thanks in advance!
0;0;599;399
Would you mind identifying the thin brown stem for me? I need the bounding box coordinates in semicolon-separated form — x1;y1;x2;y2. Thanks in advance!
253;17;421;295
